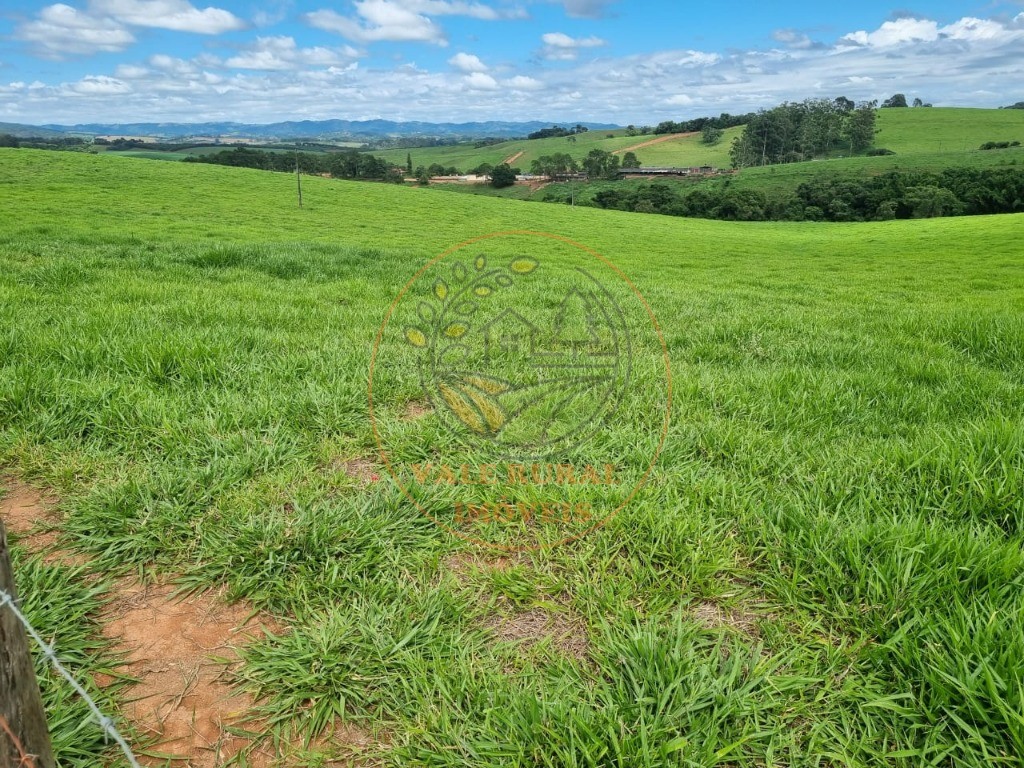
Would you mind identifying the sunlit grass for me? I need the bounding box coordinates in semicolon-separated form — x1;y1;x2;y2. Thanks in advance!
0;149;1022;765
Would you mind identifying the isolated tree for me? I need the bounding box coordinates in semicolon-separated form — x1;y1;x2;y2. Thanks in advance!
415;166;430;185
701;124;724;146
406;152;413;174
621;151;641;168
912;98;924;108
625;125;638;136
882;93;908;108
490;163;516;188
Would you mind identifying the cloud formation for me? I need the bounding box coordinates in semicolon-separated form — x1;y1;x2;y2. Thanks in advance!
3;13;1023;124
448;52;488;71
90;0;245;34
225;36;359;70
16;0;244;58
540;31;606;60
304;0;524;46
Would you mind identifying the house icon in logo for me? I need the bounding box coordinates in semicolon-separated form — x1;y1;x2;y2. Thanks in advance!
482;308;539;362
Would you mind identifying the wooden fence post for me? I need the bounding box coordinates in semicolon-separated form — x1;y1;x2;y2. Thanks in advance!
0;518;56;768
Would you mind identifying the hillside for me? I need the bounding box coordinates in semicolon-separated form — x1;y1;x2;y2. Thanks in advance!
2;149;1023;767
382;107;1024;174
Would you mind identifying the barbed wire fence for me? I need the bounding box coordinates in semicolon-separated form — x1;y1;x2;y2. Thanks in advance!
0;587;141;768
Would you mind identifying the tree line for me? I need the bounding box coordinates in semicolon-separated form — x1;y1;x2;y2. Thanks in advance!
729;98;878;167
544;167;1024;222
652;113;754;136
184;146;405;182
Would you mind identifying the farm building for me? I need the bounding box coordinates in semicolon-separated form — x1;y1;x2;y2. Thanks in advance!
617;166;727;178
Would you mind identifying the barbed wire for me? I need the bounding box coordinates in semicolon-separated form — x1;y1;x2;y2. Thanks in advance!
0;588;141;768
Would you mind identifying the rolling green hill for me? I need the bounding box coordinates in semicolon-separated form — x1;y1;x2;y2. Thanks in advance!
1;149;1023;767
379;107;1024;174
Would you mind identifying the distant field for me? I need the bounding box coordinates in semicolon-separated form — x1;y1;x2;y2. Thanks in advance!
874;106;1024;153
379;108;1024;174
1;149;1023;766
379;128;639;170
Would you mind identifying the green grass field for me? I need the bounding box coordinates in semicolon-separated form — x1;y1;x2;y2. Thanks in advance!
1;148;1023;766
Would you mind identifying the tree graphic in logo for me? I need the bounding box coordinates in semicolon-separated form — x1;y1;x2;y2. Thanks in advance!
402;253;630;456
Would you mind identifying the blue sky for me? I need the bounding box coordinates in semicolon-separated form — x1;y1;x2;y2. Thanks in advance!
1;0;1022;124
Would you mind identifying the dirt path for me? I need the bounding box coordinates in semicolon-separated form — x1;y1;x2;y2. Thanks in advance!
0;481;372;767
613;131;698;155
502;150;525;165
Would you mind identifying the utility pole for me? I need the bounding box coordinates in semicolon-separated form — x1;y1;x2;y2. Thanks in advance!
1;519;56;768
295;151;303;209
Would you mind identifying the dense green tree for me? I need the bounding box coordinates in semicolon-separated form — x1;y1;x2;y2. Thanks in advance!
701;124;724;145
882;93;909;108
621;151;640;168
490;163;516;188
406;153;413;174
844;102;878;154
581;149;620;178
530;153;578;176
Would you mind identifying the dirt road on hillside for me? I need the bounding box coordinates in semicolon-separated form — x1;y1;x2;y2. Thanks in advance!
613;131;698;155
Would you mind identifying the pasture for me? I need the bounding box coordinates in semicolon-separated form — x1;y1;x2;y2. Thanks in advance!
1;149;1023;766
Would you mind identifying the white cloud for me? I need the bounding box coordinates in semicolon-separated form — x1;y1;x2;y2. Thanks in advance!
148;53;199;75
449;52;487;72
304;0;521;46
665;94;692;106
541;31;604;48
72;75;132;94
540;31;606;60
772;28;814;50
305;3;446;45
114;63;149;78
16;4;135;58
464;71;498;89
841;18;939;47
940;17;1006;42
91;0;244;33
226;36;358;70
505;74;542;90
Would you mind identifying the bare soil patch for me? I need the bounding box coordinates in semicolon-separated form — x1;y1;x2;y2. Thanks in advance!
691;600;766;637
333;457;381;486
101;582;279;767
0;481;87;566
403;400;432;420
502;150;525;165
486;607;589;661
2;479;374;766
443;552;519;583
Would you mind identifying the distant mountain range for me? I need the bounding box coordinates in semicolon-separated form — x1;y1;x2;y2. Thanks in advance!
2;119;621;141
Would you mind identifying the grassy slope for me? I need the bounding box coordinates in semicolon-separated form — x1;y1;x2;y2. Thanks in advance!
875;106;1024;152
1;149;1024;766
383;108;1024;174
379;129;641;170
